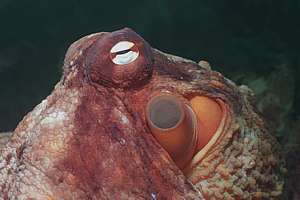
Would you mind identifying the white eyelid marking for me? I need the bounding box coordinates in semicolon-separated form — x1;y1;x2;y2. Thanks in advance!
110;41;135;53
110;40;139;65
112;51;139;65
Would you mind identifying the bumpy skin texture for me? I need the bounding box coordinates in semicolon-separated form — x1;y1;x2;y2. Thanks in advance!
0;28;284;200
0;133;11;149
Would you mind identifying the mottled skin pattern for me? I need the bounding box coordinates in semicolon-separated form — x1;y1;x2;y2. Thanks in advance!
0;28;284;199
0;133;10;149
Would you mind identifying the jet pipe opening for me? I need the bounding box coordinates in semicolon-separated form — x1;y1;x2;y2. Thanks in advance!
146;94;198;169
147;96;184;130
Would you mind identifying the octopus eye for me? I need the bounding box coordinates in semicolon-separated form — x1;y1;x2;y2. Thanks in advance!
86;28;153;88
110;41;139;65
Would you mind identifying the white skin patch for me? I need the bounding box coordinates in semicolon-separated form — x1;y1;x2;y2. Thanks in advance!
32;99;48;118
114;108;129;124
110;41;139;65
40;111;67;125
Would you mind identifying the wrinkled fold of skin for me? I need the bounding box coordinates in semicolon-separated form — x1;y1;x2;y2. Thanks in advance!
0;28;284;200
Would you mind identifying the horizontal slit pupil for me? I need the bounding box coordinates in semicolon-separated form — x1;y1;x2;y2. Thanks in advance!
115;49;132;55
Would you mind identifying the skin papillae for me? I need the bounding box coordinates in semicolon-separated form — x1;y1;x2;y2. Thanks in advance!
0;28;284;200
0;133;11;149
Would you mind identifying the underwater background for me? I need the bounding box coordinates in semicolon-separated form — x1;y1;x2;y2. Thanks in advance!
0;1;299;199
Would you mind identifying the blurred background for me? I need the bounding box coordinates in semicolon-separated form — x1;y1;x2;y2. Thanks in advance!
0;0;299;199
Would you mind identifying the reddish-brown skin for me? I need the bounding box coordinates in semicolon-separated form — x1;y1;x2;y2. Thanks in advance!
0;28;284;200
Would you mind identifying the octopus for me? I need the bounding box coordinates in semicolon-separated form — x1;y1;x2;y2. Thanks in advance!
0;28;284;200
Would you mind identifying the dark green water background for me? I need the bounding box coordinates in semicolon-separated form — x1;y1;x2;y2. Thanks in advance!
0;1;299;198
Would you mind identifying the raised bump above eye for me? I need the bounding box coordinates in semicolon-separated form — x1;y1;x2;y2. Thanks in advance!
110;41;139;65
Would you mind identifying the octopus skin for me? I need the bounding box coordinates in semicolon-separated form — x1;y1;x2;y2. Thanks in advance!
0;28;284;200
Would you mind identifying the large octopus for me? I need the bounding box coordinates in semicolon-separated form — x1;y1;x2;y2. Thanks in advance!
0;28;284;199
